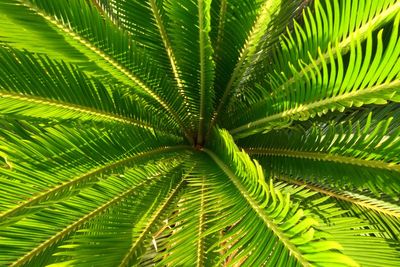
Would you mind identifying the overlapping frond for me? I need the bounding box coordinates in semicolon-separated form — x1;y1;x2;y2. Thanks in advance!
228;1;400;138
0;118;187;227
210;0;304;129
0;161;186;266
209;0;263;125
0;0;88;64
91;0;184;91
269;0;400;83
163;0;215;145
275;181;400;266
280;179;400;241
0;0;193;139
202;128;358;266
0;46;179;134
153;158;220;266
239;105;400;198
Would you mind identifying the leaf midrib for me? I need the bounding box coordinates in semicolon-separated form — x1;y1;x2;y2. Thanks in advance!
197;0;207;146
203;148;310;266
245;147;400;172
10;175;162;267
0;91;156;130
16;0;192;141
0;146;191;225
231;80;400;137
270;1;400;97
196;178;206;267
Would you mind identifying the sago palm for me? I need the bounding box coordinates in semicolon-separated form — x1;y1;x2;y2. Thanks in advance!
0;0;400;266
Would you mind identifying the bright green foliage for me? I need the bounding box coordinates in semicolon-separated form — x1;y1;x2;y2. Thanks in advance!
0;0;399;266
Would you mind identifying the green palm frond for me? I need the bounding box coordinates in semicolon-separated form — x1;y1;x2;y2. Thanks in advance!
284;179;400;242
226;0;400;117
1;161;186;266
0;0;193;139
163;0;215;145
210;0;303;128
227;1;400;138
90;0;188;114
153;158;221;266
277;181;400;267
0;120;187;227
0;46;178;134
202;128;358;266
239;104;400;197
55;167;186;267
1;0;400;266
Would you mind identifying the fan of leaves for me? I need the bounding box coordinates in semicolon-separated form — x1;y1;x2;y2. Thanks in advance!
0;0;399;266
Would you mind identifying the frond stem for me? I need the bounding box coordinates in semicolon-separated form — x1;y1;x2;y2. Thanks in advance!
10;174;161;267
245;147;400;172
278;177;400;219
118;178;186;267
17;0;192;142
203;148;310;266
213;0;227;60
0;146;191;225
196;177;206;267
149;0;184;94
0;91;156;131
197;0;207;146
231;80;400;138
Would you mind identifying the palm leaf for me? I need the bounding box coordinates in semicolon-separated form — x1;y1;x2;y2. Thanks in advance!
228;3;400;138
226;0;400;119
0;161;186;266
210;0;304;129
276;181;400;266
0;119;188;226
0;46;178;134
164;0;215;145
0;0;192;139
202;128;358;266
91;0;185;91
240;104;400;197
154;158;220;266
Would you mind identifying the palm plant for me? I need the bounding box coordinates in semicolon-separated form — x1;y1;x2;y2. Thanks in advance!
0;0;400;265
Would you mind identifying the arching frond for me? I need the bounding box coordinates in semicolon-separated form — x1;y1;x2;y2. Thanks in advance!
228;3;400;138
202;128;358;266
269;0;400;85
118;174;186;267
275;181;400;266
227;0;400;119
0;162;185;266
0;46;179;134
239;105;400;197
209;0;266;125
163;0;215;145
0;0;192;139
211;0;304;129
279;178;400;241
153;159;220;266
0;119;189;226
91;0;185;94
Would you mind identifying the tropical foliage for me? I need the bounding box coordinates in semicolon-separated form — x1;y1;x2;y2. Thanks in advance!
0;0;400;266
